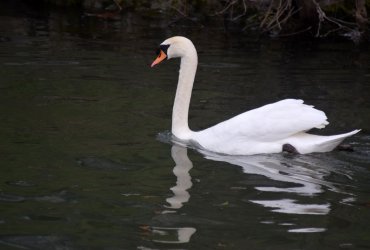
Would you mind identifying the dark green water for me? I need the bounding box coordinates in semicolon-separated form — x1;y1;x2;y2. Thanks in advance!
0;6;370;250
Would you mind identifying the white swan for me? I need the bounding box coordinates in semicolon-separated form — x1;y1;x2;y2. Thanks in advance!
151;36;360;155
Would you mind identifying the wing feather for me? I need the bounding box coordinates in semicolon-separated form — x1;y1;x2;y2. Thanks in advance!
198;99;328;142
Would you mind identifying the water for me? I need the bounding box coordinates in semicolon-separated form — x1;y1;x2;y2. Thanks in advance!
0;5;370;250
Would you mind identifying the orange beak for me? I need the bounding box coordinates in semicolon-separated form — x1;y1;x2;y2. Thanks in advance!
151;50;167;67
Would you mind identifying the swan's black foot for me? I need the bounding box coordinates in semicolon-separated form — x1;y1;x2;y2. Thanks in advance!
336;144;354;152
282;144;299;154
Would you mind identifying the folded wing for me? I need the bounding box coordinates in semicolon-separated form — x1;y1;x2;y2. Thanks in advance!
201;99;328;141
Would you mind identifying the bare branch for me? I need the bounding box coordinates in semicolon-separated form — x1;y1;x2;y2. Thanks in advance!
276;26;312;37
214;0;238;16
231;0;248;21
312;0;356;37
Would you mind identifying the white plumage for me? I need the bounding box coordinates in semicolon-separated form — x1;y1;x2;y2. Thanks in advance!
151;36;360;155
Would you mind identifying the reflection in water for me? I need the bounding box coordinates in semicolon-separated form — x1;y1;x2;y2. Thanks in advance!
250;199;330;215
150;227;197;244
147;137;357;248
203;150;344;196
200;149;355;217
288;228;327;233
164;146;193;210
149;145;196;245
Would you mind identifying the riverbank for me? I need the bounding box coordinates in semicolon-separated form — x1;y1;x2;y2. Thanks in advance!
2;0;369;43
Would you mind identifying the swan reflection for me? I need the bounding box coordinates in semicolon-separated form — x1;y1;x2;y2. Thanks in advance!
202;150;344;196
200;148;353;216
250;199;330;215
164;146;193;210
148;145;196;245
150;227;196;244
147;139;355;246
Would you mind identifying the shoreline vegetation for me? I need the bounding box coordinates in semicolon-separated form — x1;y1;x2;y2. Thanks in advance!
26;0;370;42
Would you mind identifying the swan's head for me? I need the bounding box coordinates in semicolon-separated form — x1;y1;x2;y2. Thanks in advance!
151;36;196;67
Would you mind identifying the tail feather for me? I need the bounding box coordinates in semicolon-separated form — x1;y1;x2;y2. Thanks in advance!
314;129;361;153
290;129;360;154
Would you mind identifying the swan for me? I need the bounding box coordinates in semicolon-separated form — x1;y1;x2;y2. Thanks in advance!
151;36;360;155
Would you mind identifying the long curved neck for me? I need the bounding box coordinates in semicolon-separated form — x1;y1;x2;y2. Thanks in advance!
172;46;198;140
